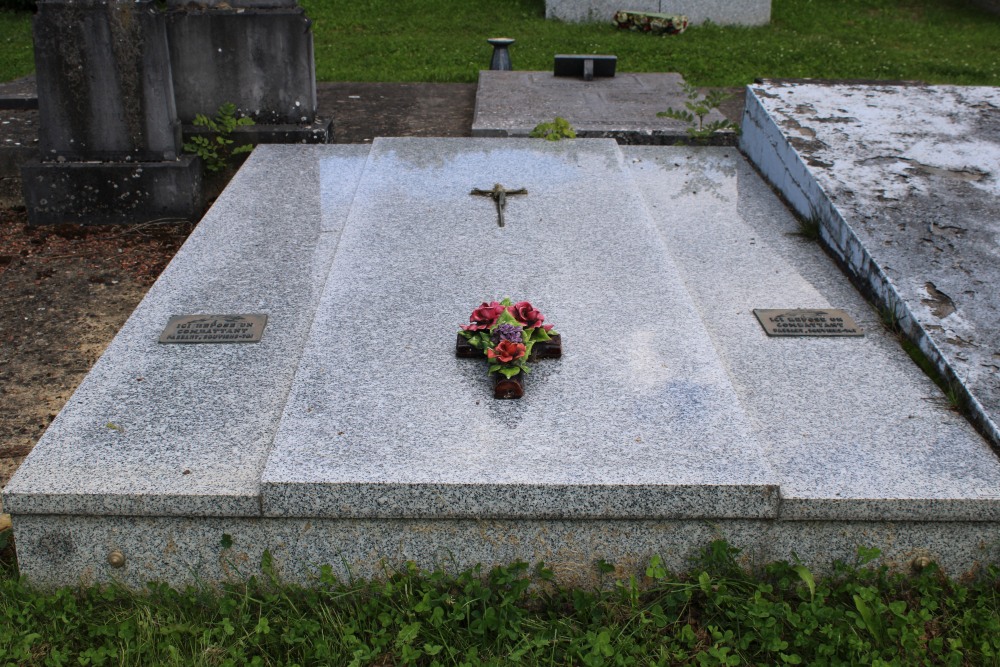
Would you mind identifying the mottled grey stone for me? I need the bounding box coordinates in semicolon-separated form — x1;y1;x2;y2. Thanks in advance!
626;146;1000;521
261;137;777;520
3;145;366;516
166;7;317;125
33;0;180;161
545;0;771;25
12;514;1000;590
740;81;1000;451
472;71;730;142
21;156;202;225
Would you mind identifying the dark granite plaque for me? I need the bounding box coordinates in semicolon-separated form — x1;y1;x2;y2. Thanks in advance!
159;314;267;344
754;309;863;337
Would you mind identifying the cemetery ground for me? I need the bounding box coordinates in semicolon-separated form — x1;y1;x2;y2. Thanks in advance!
2;4;1000;665
2;98;1000;666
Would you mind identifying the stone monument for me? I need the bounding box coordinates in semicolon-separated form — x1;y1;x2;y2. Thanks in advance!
6;138;1000;589
21;0;201;224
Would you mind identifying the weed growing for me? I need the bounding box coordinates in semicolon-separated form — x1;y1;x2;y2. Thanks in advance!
2;541;999;665
878;304;965;411
182;103;255;174
657;84;740;141
529;116;577;141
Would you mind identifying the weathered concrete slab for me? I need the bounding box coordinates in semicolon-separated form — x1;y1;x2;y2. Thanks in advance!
33;0;180;161
472;71;730;142
545;0;771;25
21;156;202;225
741;81;1000;450
261;138;777;520
628;146;1000;521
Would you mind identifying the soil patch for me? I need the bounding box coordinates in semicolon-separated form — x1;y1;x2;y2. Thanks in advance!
0;211;192;502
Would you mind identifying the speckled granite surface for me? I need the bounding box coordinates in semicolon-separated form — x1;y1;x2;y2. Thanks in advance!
6;137;1000;588
627;146;1000;521
14;514;999;589
2;145;369;516
260;138;777;520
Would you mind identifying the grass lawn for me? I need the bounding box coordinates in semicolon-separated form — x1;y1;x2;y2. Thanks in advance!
1;0;999;85
2;541;1000;665
303;0;1000;86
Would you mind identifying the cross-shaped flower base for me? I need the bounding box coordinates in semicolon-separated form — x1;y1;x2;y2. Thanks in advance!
456;299;562;399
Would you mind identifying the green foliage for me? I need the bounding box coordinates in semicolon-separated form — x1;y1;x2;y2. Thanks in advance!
296;0;1000;87
529;116;577;141
657;83;740;141
4;1;1000;86
791;214;822;241
2;541;1000;665
0;9;33;82
182;103;255;173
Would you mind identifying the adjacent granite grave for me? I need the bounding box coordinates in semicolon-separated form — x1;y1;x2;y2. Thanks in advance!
472;71;732;143
545;0;770;25
740;80;1000;450
6;139;1000;589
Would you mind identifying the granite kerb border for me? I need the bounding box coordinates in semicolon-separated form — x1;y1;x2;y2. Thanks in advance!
11;513;1000;590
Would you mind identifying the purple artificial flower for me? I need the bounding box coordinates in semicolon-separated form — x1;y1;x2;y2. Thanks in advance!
493;323;523;344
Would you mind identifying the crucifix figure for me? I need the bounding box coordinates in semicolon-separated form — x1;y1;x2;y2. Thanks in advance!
470;183;527;227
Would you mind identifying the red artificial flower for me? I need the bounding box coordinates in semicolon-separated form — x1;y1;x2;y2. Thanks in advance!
511;301;545;329
487;340;526;363
461;301;505;332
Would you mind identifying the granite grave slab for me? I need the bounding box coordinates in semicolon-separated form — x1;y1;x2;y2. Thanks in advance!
6;138;1000;589
260;138;777;520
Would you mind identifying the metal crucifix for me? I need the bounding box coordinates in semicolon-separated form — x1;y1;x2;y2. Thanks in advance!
470;183;527;227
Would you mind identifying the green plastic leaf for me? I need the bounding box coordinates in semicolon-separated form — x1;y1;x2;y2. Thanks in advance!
793;564;815;601
496;309;519;326
498;367;521;379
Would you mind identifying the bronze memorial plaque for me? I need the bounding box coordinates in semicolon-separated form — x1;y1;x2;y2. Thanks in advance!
158;314;268;344
753;309;863;337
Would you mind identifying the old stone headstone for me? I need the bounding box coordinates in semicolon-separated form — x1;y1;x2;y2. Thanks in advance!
21;0;201;224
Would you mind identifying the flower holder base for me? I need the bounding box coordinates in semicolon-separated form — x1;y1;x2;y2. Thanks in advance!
493;373;524;399
456;299;560;400
455;333;562;360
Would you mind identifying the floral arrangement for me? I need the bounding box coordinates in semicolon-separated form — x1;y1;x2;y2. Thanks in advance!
612;11;689;35
458;298;557;380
